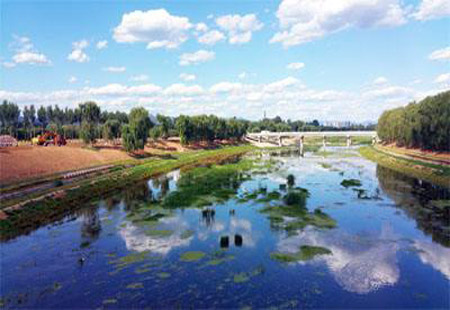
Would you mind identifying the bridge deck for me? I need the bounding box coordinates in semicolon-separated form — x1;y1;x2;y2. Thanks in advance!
247;131;376;137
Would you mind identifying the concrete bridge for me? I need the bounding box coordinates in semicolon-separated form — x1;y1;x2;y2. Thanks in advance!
246;131;378;147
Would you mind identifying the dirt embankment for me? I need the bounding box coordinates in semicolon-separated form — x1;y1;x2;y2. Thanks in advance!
376;144;450;166
0;138;242;185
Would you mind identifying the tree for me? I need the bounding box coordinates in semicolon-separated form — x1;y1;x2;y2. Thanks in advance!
377;90;450;151
0;100;20;137
128;107;152;148
103;119;121;143
29;105;36;137
79;102;101;145
149;126;162;141
37;106;47;133
156;114;172;139
121;124;138;152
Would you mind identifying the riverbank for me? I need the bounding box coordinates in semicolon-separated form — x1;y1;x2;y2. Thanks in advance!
359;146;450;187
0;145;255;240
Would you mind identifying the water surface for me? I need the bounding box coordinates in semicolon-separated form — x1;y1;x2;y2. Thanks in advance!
1;147;449;309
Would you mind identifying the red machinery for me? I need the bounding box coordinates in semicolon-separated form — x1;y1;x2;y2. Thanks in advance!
37;132;67;146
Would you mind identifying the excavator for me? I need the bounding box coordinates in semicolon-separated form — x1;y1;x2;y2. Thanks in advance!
34;132;67;146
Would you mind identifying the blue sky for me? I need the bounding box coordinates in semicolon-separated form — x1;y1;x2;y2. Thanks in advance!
0;0;449;121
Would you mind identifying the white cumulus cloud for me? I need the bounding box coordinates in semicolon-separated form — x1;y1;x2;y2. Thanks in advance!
103;66;126;73
429;47;450;61
164;83;204;96
179;73;196;81
179;50;215;66
130;74;149;82
270;0;407;48
96;40;108;50
287;62;305;70
68;76;77;83
7;35;51;65
434;73;450;84
113;9;192;49
67;40;89;63
373;76;388;84
413;0;450;20
198;30;225;45
216;14;263;44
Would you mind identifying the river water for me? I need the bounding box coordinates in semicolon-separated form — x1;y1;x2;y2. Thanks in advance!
1;147;449;309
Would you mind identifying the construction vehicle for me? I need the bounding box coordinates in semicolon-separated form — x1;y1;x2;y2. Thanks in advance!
36;132;67;146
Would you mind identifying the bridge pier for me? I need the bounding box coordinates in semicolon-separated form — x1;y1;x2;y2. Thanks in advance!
346;135;352;147
299;136;304;156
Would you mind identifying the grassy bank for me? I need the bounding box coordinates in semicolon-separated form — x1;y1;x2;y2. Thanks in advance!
0;145;255;240
359;146;450;187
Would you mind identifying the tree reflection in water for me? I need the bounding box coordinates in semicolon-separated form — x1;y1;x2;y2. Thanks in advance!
376;165;450;247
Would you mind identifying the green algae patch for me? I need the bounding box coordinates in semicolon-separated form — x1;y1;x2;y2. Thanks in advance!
319;163;332;169
233;266;265;284
206;251;235;266
126;282;144;289
160;158;258;209
157;272;171;279
144;229;173;237
256;190;282;203
111;251;158;269
233;272;249;283
341;179;362;188
103;298;118;305
134;267;151;274
271;245;332;263
180;229;195;239
283;188;309;206
180;251;206;262
261;205;336;233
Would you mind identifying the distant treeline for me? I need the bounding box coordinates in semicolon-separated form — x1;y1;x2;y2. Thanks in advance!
377;91;450;151
248;117;375;133
1;99;374;151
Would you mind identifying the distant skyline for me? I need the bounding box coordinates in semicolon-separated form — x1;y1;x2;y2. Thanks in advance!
0;0;449;121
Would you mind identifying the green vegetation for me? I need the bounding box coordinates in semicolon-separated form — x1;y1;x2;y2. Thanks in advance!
175;114;248;145
161;158;257;208
180;230;195;239
79;102;101;145
126;282;144;289
232;266;265;284
180;251;206;262
359;146;450;187
260;188;336;233
270;245;332;263
0;145;254;241
377;90;450;151
122;107;153;152
340;179;362;188
144;229;173;237
247;116;374;133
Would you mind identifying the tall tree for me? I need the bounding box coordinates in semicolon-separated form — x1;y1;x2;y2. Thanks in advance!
37;106;47;133
79;102;101;145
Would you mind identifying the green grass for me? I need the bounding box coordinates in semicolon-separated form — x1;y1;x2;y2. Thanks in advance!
359;146;450;187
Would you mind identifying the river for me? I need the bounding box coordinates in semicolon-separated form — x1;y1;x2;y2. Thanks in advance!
1;147;449;309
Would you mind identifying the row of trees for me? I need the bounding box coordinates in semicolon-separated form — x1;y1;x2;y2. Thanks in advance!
377;91;450;151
